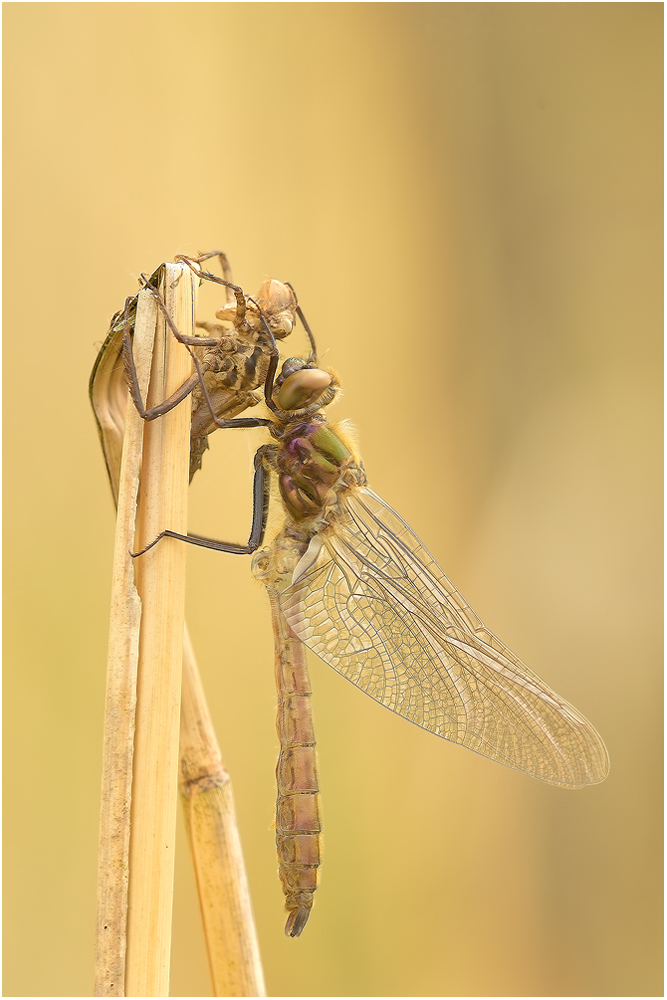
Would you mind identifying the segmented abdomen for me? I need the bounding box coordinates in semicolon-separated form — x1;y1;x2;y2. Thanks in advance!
269;591;321;937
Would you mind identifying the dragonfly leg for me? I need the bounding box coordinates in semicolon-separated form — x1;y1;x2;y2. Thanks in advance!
284;281;318;362
175;254;247;326
184;249;234;289
241;293;281;416
122;297;204;422
122;283;222;422
131;445;275;558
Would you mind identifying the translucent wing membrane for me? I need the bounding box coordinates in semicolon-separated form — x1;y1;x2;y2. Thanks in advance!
280;488;609;787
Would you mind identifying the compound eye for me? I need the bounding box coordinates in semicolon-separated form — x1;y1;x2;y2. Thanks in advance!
277;367;332;411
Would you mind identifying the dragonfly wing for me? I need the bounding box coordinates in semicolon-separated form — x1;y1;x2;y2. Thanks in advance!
280;487;609;787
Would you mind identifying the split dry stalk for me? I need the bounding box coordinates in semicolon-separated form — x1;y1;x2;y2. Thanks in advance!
92;260;265;997
94;283;156;997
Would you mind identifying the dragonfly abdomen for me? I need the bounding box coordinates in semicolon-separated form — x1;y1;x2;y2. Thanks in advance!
270;590;322;937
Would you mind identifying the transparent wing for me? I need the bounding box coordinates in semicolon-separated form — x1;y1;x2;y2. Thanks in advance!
280;487;609;787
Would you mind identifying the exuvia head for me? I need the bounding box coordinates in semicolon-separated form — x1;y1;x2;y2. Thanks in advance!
215;278;297;339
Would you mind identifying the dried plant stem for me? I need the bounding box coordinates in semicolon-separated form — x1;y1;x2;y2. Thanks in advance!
123;264;196;996
93;259;265;997
94;286;156;998
180;627;266;997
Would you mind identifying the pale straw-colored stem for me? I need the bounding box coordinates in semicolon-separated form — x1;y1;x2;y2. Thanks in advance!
94;286;156;997
180;627;266;997
93;260;265;997
124;264;196;996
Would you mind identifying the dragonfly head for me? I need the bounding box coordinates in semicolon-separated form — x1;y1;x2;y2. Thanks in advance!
272;358;339;418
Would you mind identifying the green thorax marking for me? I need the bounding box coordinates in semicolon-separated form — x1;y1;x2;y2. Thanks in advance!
278;420;354;522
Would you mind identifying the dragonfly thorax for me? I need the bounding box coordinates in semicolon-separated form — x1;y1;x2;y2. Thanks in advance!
276;418;362;523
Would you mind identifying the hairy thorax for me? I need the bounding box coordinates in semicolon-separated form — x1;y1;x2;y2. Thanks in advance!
275;417;366;526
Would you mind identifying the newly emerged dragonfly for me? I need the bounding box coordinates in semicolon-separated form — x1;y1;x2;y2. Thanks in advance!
136;312;610;937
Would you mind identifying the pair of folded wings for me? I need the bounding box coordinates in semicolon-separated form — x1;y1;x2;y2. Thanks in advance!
279;487;609;788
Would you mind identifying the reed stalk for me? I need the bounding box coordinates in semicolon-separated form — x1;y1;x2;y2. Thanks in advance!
180;628;266;996
94;281;156;997
92;259;265;997
124;263;195;995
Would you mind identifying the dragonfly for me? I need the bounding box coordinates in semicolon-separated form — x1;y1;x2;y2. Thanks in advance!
135;314;610;938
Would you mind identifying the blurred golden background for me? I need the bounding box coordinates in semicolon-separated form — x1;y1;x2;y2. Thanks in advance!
4;4;662;997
